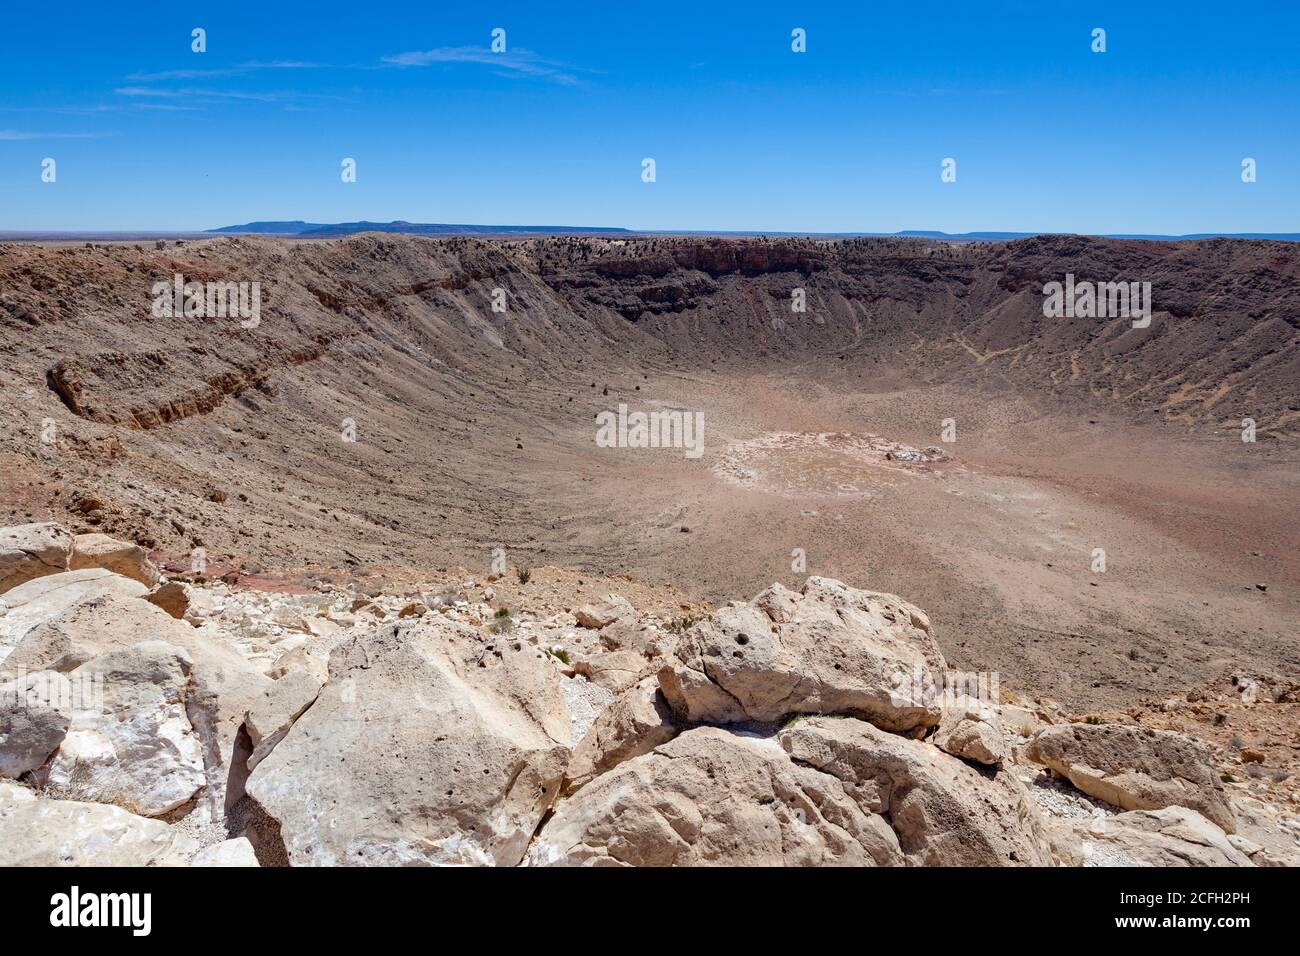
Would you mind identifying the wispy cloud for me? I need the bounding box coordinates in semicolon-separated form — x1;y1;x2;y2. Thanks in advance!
114;86;341;105
105;61;336;110
0;103;199;115
124;61;324;82
0;129;106;140
382;46;590;86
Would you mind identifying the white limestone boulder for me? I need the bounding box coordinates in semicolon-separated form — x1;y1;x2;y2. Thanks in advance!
0;780;198;865
69;533;160;587
39;641;205;816
658;578;947;732
247;619;572;866
0;522;74;595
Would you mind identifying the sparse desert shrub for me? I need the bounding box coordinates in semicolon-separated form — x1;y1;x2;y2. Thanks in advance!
667;614;699;634
490;607;514;634
30;761;135;812
517;567;532;585
427;586;465;608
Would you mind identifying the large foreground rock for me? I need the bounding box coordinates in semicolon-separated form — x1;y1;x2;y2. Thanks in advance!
532;726;906;866
144;580;191;619
1049;807;1253;867
563;674;677;793
574;594;636;630
247;619;572;866
69;533;159;587
934;696;1008;766
658;578;946;732
0;568;146;667
535;715;1054;866
1228;795;1300;867
0;522;73;595
599;618;673;656
0;781;197;865
266;645;329;684
0;670;71;778
191;837;260;867
781;716;1055;865
571;648;650;693
1026;723;1235;833
244;670;323;770
0;570;276;819
40;642;205;816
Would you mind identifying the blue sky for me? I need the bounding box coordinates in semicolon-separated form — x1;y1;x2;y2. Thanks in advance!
1;1;1296;233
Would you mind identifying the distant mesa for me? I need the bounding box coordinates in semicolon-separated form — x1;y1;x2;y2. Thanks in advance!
893;230;1300;242
205;221;1300;242
207;220;633;237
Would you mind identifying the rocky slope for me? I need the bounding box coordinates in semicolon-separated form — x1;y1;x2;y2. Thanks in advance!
3;234;1297;435
1;523;1295;867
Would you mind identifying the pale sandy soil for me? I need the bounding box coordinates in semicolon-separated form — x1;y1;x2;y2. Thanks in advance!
512;366;1298;714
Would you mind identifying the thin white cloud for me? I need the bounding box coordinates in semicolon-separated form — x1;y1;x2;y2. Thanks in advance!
113;87;184;97
114;86;334;104
382;46;587;86
125;61;324;82
0;129;105;140
0;103;199;115
109;61;335;109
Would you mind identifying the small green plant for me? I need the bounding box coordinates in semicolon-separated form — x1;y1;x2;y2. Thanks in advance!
517;567;532;585
550;647;570;664
490;607;514;634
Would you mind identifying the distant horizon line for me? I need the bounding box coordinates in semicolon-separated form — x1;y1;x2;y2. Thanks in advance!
2;220;1298;244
